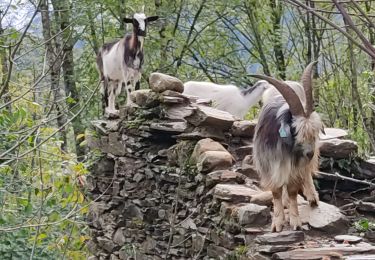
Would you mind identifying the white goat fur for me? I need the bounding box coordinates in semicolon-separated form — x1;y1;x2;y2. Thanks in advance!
98;12;158;115
101;40;142;112
183;81;270;119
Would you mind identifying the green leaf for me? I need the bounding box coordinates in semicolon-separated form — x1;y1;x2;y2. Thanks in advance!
24;203;32;214
76;133;85;141
49;211;60;222
67;97;77;104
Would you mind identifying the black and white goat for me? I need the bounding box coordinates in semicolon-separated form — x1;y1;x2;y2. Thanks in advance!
183;80;271;119
96;13;158;115
251;62;323;232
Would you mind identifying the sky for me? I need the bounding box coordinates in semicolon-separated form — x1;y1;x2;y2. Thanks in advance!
1;0;37;30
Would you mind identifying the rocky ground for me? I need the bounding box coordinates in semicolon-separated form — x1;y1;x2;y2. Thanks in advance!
86;72;375;260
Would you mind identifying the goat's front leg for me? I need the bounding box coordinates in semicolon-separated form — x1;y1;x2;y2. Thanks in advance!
287;185;302;230
302;173;319;207
105;81;119;115
271;187;285;232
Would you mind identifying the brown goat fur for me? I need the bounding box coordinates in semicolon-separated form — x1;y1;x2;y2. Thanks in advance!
251;62;323;232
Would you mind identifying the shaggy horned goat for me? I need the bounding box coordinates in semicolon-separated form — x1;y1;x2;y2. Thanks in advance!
183;80;270;119
251;61;322;232
96;12;158;115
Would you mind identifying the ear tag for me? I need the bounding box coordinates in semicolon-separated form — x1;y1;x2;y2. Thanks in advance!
279;126;288;138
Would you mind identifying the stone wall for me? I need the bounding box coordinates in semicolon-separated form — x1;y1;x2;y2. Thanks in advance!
85;73;374;260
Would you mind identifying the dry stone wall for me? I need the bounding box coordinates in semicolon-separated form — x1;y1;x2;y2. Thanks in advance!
86;73;375;260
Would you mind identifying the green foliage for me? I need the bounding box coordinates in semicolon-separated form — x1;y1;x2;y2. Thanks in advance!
354;218;375;232
0;0;375;258
226;245;249;260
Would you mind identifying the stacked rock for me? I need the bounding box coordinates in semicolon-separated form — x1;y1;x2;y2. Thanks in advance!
86;73;368;260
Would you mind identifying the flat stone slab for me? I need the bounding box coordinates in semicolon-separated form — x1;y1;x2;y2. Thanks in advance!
162;104;195;120
319;128;348;140
249;191;273;206
150;121;188;133
359;157;375;178
258;245;293;254
346;255;375;260
206;170;246;188
213;184;260;203
175;127;226;141
319;138;358;159
187;104;236;130
299;200;349;234
334;235;363;243
273;246;375;259
255;231;305;245
231;120;257;138
91;119;121;134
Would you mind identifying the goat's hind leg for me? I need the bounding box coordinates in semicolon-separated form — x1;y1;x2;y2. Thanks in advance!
101;77;109;115
287;184;302;230
271;187;285;232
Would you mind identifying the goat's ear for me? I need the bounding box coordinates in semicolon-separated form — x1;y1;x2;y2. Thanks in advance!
146;16;159;22
123;18;133;24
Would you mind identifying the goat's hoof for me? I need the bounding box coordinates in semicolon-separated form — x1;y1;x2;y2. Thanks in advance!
289;216;302;231
309;198;319;207
271;217;285;232
271;222;284;232
306;193;319;207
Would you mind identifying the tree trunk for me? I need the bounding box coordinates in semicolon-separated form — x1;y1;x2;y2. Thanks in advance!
310;0;321;105
87;9;100;54
270;0;286;79
155;0;168;72
345;21;359;132
51;0;84;158
40;0;67;152
365;2;375;153
0;10;11;111
245;2;271;76
119;0;126;33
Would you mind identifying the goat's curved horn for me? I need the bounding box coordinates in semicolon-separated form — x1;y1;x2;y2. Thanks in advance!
249;74;305;117
301;61;318;116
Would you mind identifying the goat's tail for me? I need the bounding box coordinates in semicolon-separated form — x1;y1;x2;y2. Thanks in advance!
96;48;105;81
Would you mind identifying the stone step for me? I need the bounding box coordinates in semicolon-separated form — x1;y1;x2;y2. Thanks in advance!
273;245;375;259
255;231;305;245
213;184;261;203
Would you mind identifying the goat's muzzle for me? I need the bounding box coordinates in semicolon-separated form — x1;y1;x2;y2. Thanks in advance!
305;151;314;160
137;30;146;37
